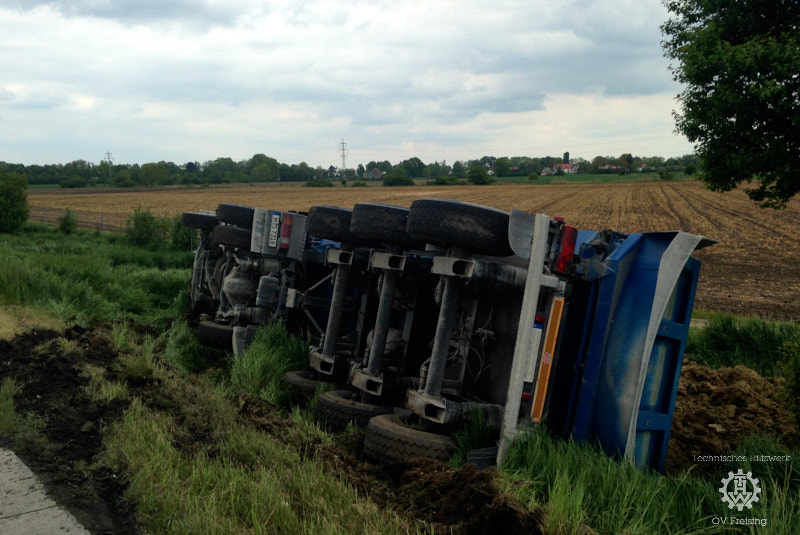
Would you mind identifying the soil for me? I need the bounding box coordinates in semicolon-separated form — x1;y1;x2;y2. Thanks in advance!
0;326;140;534
666;359;798;474
0;326;542;535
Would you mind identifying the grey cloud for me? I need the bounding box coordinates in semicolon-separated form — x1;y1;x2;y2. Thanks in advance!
1;0;240;27
0;89;67;109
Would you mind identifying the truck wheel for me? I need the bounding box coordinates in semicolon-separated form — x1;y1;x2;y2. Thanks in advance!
216;203;256;229
364;413;456;463
282;370;324;406
350;202;423;248
315;390;392;432
406;198;512;256
197;320;233;349
212;225;252;250
181;211;218;230
306;206;355;243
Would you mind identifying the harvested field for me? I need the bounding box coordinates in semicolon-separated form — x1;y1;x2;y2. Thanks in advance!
28;181;800;320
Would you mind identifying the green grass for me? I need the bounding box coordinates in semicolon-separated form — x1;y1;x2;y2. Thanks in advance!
228;322;309;405
0;377;20;432
496;172;697;185
448;411;494;468
687;313;800;376
0;223;191;328
0;376;47;450
502;427;799;534
163;320;221;373
103;380;419;535
80;363;128;403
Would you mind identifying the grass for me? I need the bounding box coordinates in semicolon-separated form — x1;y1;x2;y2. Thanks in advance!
0;223;191;328
448;411;494;468
687;313;800;376
502;427;799;534
0;376;47;450
0;305;64;340
80;363;128;403
102;376;418;535
0;377;20;432
228;322;309;405
163;320;222;372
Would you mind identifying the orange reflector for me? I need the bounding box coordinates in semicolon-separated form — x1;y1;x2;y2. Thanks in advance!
531;296;565;422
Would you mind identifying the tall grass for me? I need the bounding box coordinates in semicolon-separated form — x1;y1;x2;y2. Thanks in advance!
163;320;220;372
103;387;419;534
503;427;799;534
687;313;800;376
229;322;309;405
0;224;191;327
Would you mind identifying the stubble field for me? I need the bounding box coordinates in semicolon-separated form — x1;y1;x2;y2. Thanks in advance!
28;180;800;320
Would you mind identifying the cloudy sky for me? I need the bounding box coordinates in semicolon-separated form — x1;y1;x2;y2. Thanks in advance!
0;0;694;168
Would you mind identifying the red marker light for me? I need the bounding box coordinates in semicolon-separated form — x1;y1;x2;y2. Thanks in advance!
555;225;577;274
279;213;293;249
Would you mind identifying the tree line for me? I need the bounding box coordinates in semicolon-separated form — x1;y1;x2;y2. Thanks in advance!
1;152;698;189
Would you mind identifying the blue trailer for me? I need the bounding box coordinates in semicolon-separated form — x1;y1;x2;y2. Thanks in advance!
499;212;713;471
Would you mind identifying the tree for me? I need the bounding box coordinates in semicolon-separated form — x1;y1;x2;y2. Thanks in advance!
402;157;425;178
141;162;168;187
249;163;273;182
467;165;494;185
618;153;634;174
661;0;800;208
0;169;29;233
247;153;279;182
451;161;467;178
493;157;510;178
383;164;414;186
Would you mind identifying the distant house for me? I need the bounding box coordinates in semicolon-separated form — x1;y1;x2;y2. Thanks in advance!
365;168;384;180
541;167;554;176
554;163;578;174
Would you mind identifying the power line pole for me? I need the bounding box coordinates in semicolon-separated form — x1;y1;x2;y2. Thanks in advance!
105;149;114;183
339;138;348;174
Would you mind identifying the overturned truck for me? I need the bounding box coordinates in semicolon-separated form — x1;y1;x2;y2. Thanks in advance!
182;198;712;471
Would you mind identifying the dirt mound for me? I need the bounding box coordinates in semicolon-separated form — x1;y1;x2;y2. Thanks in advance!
385;458;543;535
666;359;798;474
310;442;543;535
0;326;140;534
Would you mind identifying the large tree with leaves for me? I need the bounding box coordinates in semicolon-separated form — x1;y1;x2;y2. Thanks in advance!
0;168;29;233
661;0;800;207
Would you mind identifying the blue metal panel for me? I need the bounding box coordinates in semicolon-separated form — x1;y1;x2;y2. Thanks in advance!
566;233;702;471
570;233;645;443
634;257;700;471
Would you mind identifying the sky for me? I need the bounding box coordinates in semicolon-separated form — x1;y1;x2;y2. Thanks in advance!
0;0;695;168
